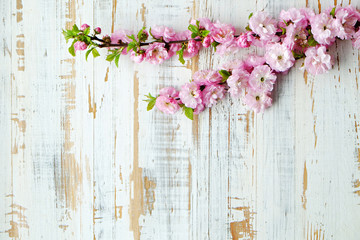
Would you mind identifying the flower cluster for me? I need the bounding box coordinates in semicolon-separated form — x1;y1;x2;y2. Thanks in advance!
63;5;360;119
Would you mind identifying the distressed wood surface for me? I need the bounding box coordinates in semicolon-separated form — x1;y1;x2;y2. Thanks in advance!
1;0;360;239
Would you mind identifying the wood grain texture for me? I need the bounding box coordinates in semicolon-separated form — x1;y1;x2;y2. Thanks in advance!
1;0;360;239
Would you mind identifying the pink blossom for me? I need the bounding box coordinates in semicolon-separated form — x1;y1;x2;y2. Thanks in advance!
242;55;266;73
333;6;357;40
248;65;277;92
191;18;214;31
155;96;180;114
227;69;250;98
243;89;272;113
130;51;145;63
236;32;252;48
283;24;308;50
202;84;226;107
183;40;202;59
310;13;336;45
265;43;295;72
211;21;236;44
304;46;333;75
145;43;169;64
80;24;90;31
111;29;133;54
94;27;101;34
74;41;87;51
193;70;222;85
159;87;180;100
279;8;308;28
249;11;279;41
202;35;213;48
179;82;202;108
352;30;360;49
150;25;176;42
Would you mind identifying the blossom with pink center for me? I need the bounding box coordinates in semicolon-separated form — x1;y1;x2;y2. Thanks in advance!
130;50;145;63
202;84;226;107
74;41;87;51
248;65;277;92
243;89;272;113
80;24;90;31
236;32;252;48
352;30;360;49
193;70;222;85
304;46;333;75
249;11;279;41
179;82;202;108
333;6;358;40
183;40;202;59
150;25;177;42
227;69;250;98
155;96;180;114
145;43;169;64
265;43;295;72
211;21;236;44
310;12;336;45
202;35;213;48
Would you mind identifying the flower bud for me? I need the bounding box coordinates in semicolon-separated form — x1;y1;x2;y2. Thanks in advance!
80;24;90;31
103;35;111;43
94;27;102;34
74;41;88;51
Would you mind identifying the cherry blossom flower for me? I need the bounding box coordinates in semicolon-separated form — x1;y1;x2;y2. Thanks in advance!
179;82;202;109
304;46;333;75
145;43;169;64
227;69;250;98
310;12;336;45
243;89;272;113
248;65;277;92
249;11;279;41
202;84;226;107
265;43;295;72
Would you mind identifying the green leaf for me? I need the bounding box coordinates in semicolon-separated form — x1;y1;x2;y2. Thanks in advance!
196;20;200;28
106;52;117;62
191;32;198;39
283;19;289;26
85;48;93;60
188;24;199;34
248;12;253;19
330;6;336;17
149;27;157;39
280;27;286;35
68;39;77;56
83;27;90;35
200;30;210;37
219;69;231;82
92;48;100;58
211;41;220;52
147;99;156;111
127;34;137;42
127;42;137;53
114;54;121;67
176;44;186;65
183;106;194;120
245;25;251;31
72;24;79;32
307;35;318;47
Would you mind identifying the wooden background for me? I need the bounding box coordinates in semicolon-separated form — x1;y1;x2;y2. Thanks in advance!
1;0;360;239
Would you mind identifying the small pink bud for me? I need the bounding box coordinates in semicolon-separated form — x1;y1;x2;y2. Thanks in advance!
94;27;101;34
74;41;88;51
80;24;90;31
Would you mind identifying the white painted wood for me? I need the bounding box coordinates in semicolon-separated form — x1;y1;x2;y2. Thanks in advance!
1;0;360;239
